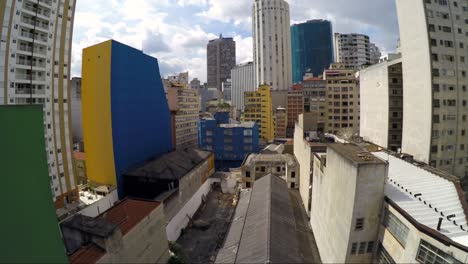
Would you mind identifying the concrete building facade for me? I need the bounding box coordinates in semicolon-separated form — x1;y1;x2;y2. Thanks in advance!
244;84;274;142
222;78;231;101
274;106;287;138
0;0;78;208
231;62;255;111
311;144;387;263
71;77;82;143
291;19;334;82
360;56;403;151
369;43;381;65
252;0;292;91
287;84;303;137
396;0;468;178
207;35;236;91
303;77;327;134
334;33;372;69
324;63;360;136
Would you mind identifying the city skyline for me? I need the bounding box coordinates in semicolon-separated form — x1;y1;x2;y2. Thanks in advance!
71;0;399;82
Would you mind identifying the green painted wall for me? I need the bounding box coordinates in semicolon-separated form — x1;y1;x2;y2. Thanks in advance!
0;105;67;263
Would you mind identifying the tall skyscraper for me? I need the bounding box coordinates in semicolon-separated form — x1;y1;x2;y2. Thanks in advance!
231;62;255;111
252;0;292;91
334;33;372;69
291;20;334;82
207;35;236;91
396;0;468;178
0;0;77;208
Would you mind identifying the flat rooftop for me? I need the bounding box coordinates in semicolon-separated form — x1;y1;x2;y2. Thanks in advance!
373;152;468;247
328;143;386;165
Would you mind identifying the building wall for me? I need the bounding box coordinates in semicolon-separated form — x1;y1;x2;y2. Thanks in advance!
244;84;274;142
334;33;371;69
274;108;287;138
287;88;303;136
303;78;327;133
173;87;200;149
253;0;292;91
78;189;119;218
294;121;312;214
0;105;67;262
311;147;387;263
324;64;360;136
396;0;468;178
379;203;468;263
231;62;255;111
98;205;170;264
291;20;334;82
0;0;78;207
82;40;172;197
207;36;236;91
71;77;82;143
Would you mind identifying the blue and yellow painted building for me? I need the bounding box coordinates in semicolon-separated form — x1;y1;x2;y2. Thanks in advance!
82;40;172;197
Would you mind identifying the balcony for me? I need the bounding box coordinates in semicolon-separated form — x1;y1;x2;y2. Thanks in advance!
21;17;49;31
16;59;46;68
19;31;48;43
15;73;46;82
22;3;51;18
17;45;47;56
15;88;46;95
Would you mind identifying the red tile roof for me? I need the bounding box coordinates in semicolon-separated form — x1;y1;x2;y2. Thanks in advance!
100;198;161;235
70;245;105;264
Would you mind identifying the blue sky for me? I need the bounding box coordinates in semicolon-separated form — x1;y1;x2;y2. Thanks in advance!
72;0;399;82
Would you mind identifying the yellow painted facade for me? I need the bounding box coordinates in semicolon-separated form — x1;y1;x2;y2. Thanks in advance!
82;40;117;186
244;85;274;142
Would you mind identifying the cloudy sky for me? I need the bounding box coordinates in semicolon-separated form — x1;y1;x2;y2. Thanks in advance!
71;0;400;82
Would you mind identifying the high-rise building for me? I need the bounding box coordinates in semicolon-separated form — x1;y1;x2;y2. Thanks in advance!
360;55;403;152
231;62;255;111
291;20;334;83
303;77;327;133
222;78;232;101
274;107;287;138
82;40;173;197
70;77;82;143
396;0;468;178
324;63;360;136
252;0;292;91
190;78;201;91
207;35;236;91
334;33;372;69
287;84;303;137
244;84;274;142
0;0;77;208
369;43;382;65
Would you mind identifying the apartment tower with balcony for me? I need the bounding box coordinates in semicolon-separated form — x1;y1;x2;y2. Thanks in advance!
396;0;468;178
0;0;77;208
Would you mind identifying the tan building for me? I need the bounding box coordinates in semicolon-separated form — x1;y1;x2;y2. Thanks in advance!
396;0;468;178
73;152;87;186
244;85;274;142
65;199;170;264
360;55;403;152
303;77;327;134
274;107;287;138
324;63;360;137
166;82;200;150
0;0;78;208
287;84;303;137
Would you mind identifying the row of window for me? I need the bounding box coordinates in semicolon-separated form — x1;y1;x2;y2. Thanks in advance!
350;241;374;255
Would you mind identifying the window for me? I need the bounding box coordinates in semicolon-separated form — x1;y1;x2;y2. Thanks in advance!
378;243;396;264
291;172;296;178
350;243;358;255
383;209;409;246
261;166;265;172
246;182;251;188
358;242;367;254
416;240;462;263
367;242;375;253
355;218;364;230
276;166;281;172
246;171;251;178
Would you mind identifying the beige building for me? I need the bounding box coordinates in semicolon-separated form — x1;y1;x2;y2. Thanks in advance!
311;144;387;263
360;55;403;151
396;0;468;178
324;63;360;137
0;0;78;208
166;82;200;150
241;144;298;189
274;107;287;138
65;199;170;264
303;77;327;133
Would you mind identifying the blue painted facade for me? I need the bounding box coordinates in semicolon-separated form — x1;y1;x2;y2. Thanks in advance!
291;20;334;82
110;41;172;197
199;112;259;169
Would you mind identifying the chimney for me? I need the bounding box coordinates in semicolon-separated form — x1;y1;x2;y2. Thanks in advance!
437;217;443;231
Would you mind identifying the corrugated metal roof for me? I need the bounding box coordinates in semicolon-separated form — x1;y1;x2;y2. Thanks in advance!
216;175;306;263
374;152;468;246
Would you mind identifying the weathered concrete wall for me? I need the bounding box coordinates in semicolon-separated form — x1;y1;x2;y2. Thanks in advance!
294;123;312;214
79;190;119;217
166;178;220;242
98;205;170;263
379;204;468;263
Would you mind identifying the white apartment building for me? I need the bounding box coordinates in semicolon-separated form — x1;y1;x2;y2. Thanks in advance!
252;0;292;91
231;62;255;111
334;33;372;69
0;0;77;209
396;0;468;178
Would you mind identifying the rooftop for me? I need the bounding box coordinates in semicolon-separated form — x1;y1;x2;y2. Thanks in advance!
124;148;211;180
373;152;468;247
328;143;386;165
219;122;256;129
215;175;317;263
69;245;105;264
